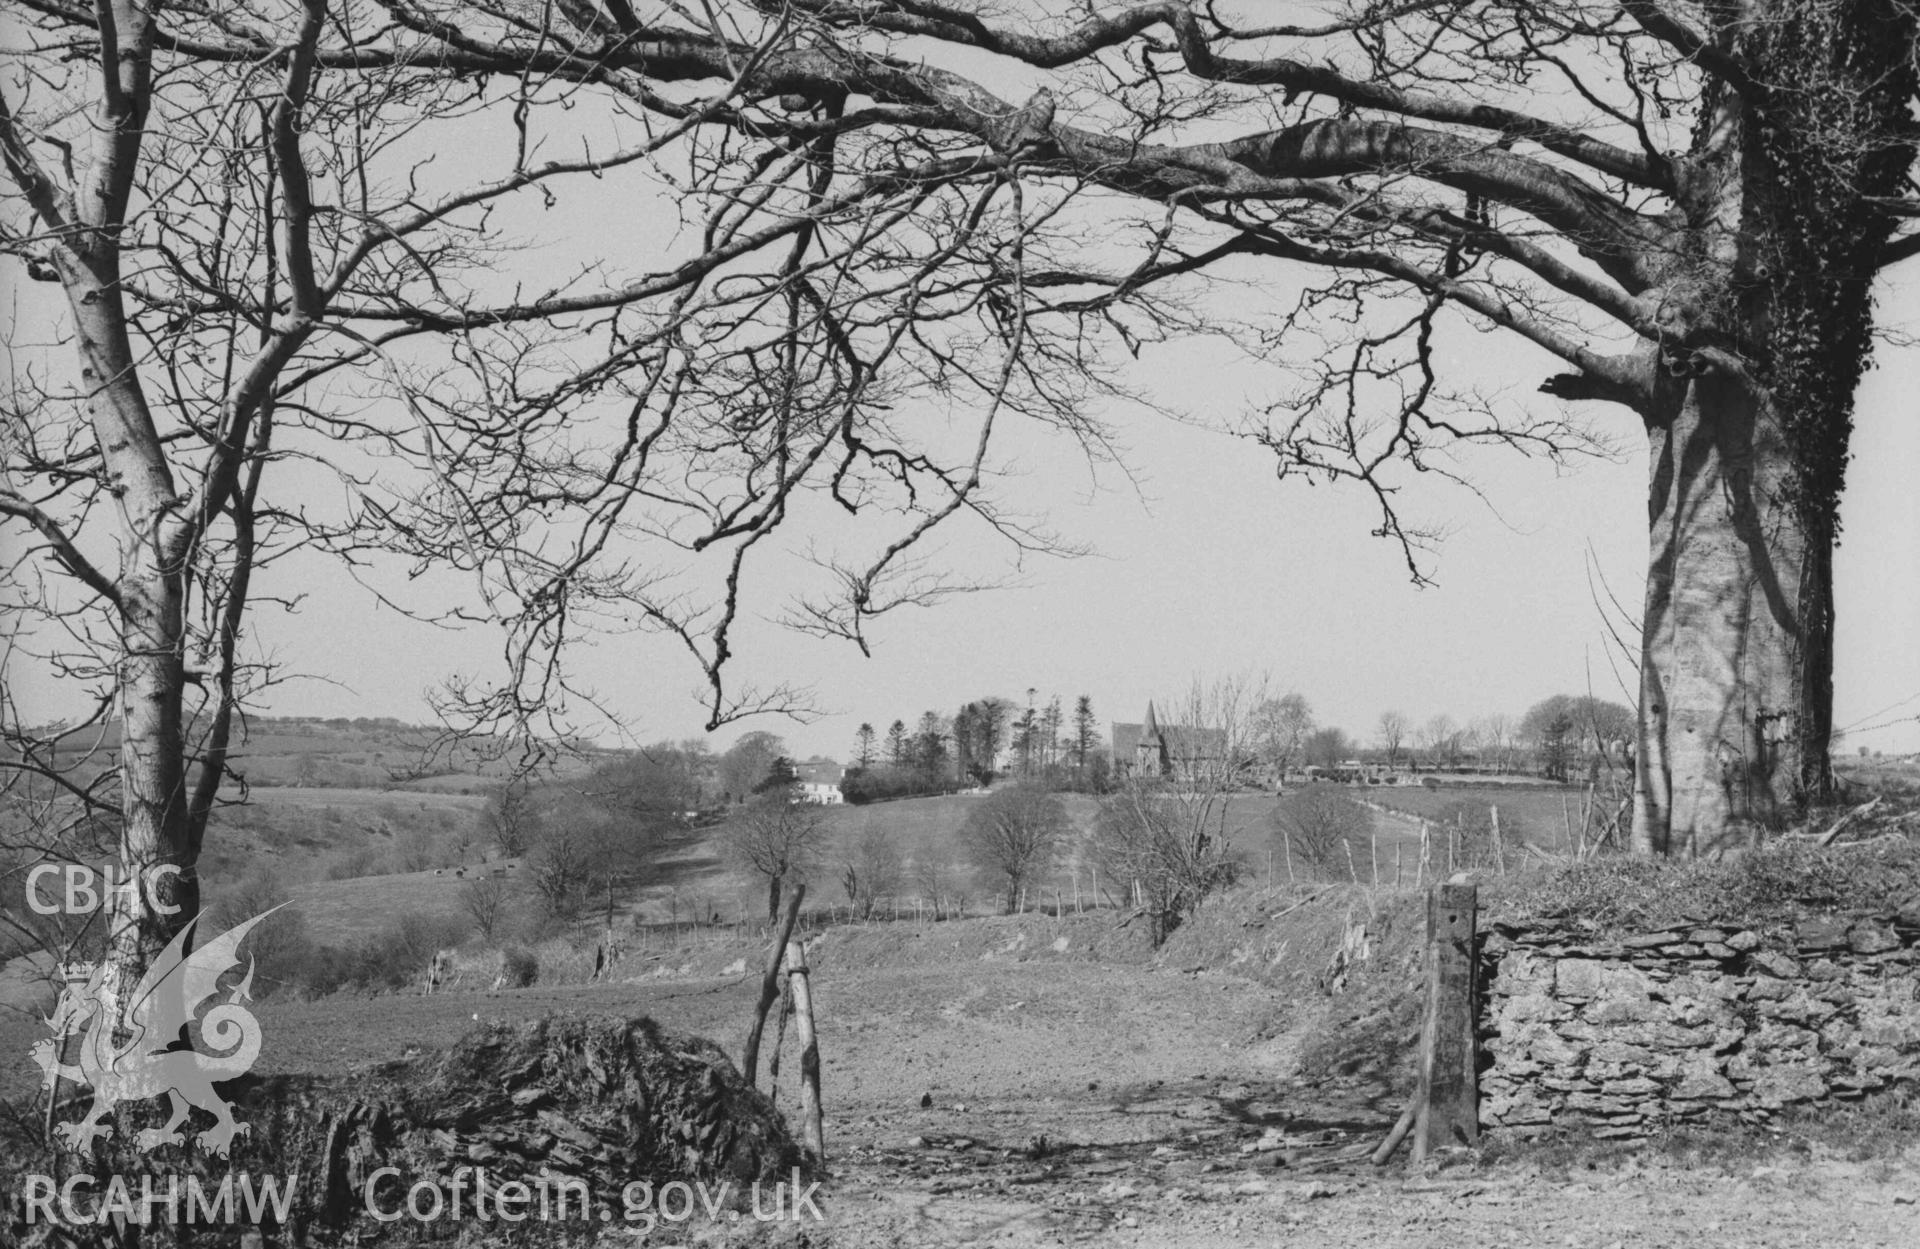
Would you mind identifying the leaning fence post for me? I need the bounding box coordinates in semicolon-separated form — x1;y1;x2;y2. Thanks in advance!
742;883;805;1087
1373;881;1479;1165
785;938;826;1164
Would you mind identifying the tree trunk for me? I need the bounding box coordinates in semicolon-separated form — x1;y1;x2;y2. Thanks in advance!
1633;375;1814;856
1629;0;1912;857
107;582;199;979
58;229;199;1007
767;873;783;924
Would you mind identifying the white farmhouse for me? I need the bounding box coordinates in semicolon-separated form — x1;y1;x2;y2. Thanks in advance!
795;757;845;805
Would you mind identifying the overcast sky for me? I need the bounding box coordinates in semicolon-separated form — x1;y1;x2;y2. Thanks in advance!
266;318;1920;762
16;300;1912;764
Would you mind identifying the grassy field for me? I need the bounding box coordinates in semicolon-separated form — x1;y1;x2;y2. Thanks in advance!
236;788;1302;945
813;789;1286;898
289;865;493;944
220;785;1420;944
193;785;484;892
0;779;1474;998
1360;781;1600;851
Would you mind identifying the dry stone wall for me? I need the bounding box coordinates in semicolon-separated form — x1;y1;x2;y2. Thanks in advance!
1480;909;1920;1137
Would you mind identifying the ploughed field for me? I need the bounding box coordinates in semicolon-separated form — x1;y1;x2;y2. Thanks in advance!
7;908;1913;1247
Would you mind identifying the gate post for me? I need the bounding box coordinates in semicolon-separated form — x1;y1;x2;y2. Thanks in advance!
1413;882;1479;1159
1374;881;1479;1164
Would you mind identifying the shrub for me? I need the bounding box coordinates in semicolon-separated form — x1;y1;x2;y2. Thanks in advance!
1089;789;1240;945
463;875;510;940
288;913;475;995
393;912;470;970
326;847;381;880
527;937;601;984
840;765;954;804
498;945;538;988
1270;785;1371;880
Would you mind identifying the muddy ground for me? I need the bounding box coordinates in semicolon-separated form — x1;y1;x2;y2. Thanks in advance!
267;937;1920;1245
5;912;1918;1247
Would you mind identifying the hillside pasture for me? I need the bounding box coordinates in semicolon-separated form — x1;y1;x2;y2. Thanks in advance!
196;785;485;890
288;865;493;945
601;789;1295;924
22;715;602;792
815;789;1285;898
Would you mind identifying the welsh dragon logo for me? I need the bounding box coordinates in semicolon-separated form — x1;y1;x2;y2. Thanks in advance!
30;908;281;1156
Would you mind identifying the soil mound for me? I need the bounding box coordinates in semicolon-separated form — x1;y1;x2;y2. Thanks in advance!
3;1013;800;1245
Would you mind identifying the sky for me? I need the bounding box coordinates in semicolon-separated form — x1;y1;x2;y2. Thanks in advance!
6;7;1919;769
252;325;1919;763
21;307;1912;766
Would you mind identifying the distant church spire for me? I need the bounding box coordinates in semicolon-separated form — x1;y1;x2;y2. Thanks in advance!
1136;701;1169;777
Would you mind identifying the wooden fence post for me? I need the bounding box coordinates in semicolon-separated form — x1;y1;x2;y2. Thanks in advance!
741;884;805;1087
785;938;826;1164
1373;881;1479;1165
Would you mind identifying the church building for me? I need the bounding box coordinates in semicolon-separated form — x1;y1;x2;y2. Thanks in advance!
1109;702;1234;782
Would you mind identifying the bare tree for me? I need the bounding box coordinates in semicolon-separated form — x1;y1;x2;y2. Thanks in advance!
1271;786;1374;881
1305;727;1354;773
1419;715;1466;769
395;827;441;874
960;784;1068;914
0;0;831;997
1252;693;1315;785
839;818;903;919
463;876;509;943
1377;712;1410;771
527;827;591;921
1475;714;1521;775
1086;675;1260;943
13;4;1909;1022
722;793;826;922
524;785;624;922
0;0;378;1005
911;854;958;920
483;778;539;859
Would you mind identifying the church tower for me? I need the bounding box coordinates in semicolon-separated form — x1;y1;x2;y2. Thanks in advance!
1136;701;1170;778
